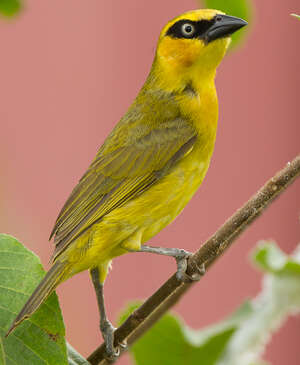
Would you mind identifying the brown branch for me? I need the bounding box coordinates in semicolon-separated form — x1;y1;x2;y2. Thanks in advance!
87;154;300;365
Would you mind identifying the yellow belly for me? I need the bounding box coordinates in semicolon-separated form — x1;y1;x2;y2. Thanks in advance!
63;138;214;278
63;78;218;279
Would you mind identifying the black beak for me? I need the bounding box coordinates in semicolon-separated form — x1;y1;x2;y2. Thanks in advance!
205;15;247;43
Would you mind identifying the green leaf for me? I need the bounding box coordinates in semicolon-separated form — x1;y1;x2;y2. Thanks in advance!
118;301;142;326
0;234;68;365
182;300;253;346
118;302;249;365
132;314;234;365
201;0;251;47
252;241;300;275
291;13;300;20
0;0;21;17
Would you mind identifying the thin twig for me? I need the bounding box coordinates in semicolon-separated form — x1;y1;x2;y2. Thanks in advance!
87;155;300;365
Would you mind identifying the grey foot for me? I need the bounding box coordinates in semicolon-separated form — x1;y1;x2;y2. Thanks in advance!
175;251;205;283
100;319;119;361
119;339;128;349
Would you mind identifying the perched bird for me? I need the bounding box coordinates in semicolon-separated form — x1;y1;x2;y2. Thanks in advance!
6;9;247;358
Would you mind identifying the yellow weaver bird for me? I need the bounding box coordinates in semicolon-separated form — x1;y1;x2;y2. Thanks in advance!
7;9;247;357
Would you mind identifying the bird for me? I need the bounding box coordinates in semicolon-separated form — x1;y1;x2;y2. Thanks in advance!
6;9;247;358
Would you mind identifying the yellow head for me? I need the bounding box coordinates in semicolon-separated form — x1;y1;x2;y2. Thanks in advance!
153;9;247;90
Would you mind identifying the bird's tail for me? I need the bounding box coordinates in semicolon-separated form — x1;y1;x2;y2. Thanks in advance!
5;260;68;336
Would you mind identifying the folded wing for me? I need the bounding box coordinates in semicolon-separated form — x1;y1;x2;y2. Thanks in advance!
50;112;197;260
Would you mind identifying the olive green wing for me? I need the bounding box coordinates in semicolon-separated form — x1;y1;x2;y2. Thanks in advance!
51;118;197;260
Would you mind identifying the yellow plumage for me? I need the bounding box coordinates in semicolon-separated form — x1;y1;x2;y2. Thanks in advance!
7;8;247;356
55;10;230;278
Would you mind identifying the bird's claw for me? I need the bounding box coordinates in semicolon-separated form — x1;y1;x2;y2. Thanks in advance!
175;251;205;283
119;339;128;349
100;320;128;362
100;320;119;361
103;346;120;362
104;341;128;362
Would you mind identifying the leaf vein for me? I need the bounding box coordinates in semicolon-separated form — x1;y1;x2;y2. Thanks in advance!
0;289;62;328
0;251;31;257
0;337;6;365
0;267;37;274
1;329;48;365
4;353;18;365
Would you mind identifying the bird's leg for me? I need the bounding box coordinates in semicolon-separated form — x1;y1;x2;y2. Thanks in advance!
90;267;119;360
136;245;205;282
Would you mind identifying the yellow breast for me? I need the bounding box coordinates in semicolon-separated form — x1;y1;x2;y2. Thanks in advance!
64;74;218;274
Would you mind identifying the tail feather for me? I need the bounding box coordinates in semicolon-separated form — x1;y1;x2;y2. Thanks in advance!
5;260;68;337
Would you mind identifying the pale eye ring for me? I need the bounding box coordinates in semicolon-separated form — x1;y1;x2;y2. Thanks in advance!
181;23;195;37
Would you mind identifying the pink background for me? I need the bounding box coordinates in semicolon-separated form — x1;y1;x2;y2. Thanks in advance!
0;0;299;364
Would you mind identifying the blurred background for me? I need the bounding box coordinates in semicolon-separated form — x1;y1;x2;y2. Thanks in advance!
0;0;299;364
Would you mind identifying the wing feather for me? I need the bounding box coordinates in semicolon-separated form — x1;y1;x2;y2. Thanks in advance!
51;92;197;260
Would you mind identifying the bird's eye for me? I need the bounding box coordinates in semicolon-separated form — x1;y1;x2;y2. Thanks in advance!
181;23;195;37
